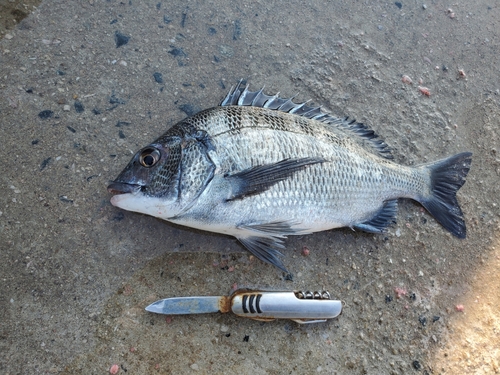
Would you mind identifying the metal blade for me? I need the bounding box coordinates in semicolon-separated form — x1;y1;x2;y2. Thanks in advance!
145;296;225;315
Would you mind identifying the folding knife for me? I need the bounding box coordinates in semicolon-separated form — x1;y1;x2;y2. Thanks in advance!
145;289;342;324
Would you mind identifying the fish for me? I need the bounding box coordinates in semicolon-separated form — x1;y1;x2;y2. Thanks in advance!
108;81;472;272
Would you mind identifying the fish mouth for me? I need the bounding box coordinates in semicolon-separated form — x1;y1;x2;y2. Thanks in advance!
107;181;141;195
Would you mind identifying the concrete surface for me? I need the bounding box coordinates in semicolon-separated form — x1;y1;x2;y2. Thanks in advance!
1;0;499;374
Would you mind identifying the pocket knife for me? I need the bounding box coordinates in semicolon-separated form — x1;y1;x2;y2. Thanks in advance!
145;289;342;324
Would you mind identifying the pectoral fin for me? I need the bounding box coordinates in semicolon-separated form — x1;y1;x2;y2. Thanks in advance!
226;157;325;201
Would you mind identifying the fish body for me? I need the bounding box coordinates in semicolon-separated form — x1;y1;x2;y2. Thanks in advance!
108;82;472;272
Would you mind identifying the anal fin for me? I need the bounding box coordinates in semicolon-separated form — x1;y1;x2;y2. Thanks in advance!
353;200;398;233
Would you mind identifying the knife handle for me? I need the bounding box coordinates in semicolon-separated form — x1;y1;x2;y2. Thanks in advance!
230;290;342;324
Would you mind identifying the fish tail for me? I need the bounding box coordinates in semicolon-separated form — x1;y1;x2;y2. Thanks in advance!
419;152;472;238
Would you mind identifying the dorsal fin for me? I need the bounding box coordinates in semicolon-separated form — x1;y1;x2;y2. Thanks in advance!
220;81;393;159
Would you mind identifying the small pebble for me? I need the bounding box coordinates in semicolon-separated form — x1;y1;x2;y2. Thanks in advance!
74;101;84;113
418;316;427;326
394;287;407;298
190;363;199;371
153;72;163;84
169;47;187;57
5;33;13;40
109;93;126;105
301;246;310;256
418;86;431;96
181;10;188;28
233;19;241;40
59;196;73;204
455;304;465;312
401;75;412;85
40;157;51;171
38;110;54;119
109;364;119;374
114;31;130;48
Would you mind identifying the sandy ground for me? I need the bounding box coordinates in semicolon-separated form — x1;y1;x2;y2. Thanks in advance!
1;0;499;374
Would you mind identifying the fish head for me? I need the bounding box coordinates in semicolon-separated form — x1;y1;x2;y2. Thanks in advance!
108;137;185;218
108;128;216;220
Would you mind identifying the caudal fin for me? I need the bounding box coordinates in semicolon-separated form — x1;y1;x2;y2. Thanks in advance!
419;152;472;238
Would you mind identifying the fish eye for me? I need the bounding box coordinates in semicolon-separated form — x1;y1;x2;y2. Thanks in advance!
139;147;161;168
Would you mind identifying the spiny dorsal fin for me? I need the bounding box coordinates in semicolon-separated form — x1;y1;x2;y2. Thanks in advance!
220;80;393;159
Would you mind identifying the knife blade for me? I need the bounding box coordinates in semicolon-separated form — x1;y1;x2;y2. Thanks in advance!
145;289;342;324
145;296;228;315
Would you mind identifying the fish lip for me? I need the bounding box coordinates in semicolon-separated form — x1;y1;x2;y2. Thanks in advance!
107;181;141;195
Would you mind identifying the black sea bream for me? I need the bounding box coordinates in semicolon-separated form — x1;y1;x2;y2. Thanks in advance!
108;82;472;272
